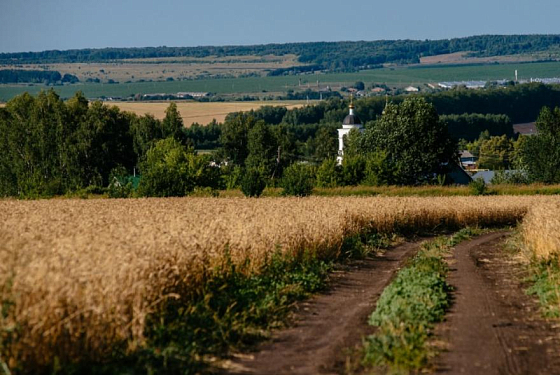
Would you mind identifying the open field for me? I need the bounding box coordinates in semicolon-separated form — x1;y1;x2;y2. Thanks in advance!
2;61;560;101
419;51;560;65
106;100;307;125
0;54;301;83
0;195;556;371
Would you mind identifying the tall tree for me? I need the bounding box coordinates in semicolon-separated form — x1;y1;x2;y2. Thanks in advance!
360;97;456;185
522;106;560;183
245;121;277;177
219;112;257;165
161;102;185;142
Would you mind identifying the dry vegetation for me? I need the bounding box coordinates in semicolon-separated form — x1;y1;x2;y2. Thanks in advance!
106;101;306;125
0;195;557;369
522;201;560;260
2;54;301;83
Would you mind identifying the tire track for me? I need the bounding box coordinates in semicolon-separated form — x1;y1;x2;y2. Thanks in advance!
218;241;423;375
435;232;560;375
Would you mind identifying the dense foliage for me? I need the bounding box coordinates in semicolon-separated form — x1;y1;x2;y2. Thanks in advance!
441;113;513;141
0;69;78;84
360;97;457;185
2;35;559;71
522;106;560;183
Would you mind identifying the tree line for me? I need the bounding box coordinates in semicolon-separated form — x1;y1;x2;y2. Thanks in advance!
2;89;560;199
1;35;559;71
0;69;79;84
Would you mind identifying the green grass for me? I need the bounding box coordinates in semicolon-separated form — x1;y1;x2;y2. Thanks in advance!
505;230;560;319
1;61;560;101
214;184;560;198
526;259;560;319
363;228;484;373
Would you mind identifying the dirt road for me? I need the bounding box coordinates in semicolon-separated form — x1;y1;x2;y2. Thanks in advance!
220;241;422;375
435;232;560;374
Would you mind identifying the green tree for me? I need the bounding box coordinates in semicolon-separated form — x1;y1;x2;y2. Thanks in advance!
245;121;277;178
312;126;338;162
522;106;560;183
316;158;342;188
362;151;395;186
342;155;366;186
240;168;266;197
282;163;315;197
161;102;185;142
130;114;163;160
219;112;257;165
138;138;219;197
477;135;514;170
361;97;456;185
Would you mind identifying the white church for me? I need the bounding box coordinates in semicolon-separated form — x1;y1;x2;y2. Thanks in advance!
337;101;364;164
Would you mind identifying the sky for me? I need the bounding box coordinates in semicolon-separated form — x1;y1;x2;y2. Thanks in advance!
1;0;560;53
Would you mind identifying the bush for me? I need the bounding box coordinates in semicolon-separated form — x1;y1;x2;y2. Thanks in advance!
363;151;395;186
138;138;220;197
342;155;366;186
240;168;266;197
316;159;342;188
469;178;487;195
491;170;530;185
282;163;315;197
222;165;244;190
107;166;134;198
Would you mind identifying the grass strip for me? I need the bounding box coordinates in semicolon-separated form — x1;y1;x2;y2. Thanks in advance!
504;230;560;319
526;259;560;318
362;228;484;373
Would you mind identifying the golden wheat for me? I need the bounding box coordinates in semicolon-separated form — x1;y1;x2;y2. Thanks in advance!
0;195;556;368
107;101;306;126
522;201;560;260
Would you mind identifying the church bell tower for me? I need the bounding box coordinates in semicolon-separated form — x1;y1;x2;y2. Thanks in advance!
337;98;364;164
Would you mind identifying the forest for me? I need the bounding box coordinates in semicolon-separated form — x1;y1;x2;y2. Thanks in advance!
1;35;559;70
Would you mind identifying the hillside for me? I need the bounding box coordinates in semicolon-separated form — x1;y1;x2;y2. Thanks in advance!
2;35;560;70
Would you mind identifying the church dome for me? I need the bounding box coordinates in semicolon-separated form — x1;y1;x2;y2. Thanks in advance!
343;113;361;125
343;104;361;125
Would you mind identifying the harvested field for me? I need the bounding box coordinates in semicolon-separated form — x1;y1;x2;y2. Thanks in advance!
0;196;557;370
0;54;301;83
106;101;306;125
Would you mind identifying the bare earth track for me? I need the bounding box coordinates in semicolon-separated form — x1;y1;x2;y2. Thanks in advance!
220;241;423;375
220;232;560;375
436;232;560;375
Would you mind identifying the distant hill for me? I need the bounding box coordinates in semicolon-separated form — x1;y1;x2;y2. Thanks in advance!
1;35;559;71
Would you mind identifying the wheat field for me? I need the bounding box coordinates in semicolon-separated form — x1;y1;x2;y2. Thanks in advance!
522;202;560;260
0;196;556;369
106;101;306;126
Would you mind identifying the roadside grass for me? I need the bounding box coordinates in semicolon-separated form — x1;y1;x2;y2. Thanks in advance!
526;259;560;318
362;228;484;373
507;230;560;319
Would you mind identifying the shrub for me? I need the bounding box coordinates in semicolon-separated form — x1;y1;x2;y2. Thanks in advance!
342;155;366;186
222;165;243;190
316;159;342;188
282;163;315;197
240;168;266;197
469;178;487;195
138;138;220;197
363;151;395;186
107;166;134;198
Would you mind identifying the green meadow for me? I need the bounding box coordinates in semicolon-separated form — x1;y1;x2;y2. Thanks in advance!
1;61;560;101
